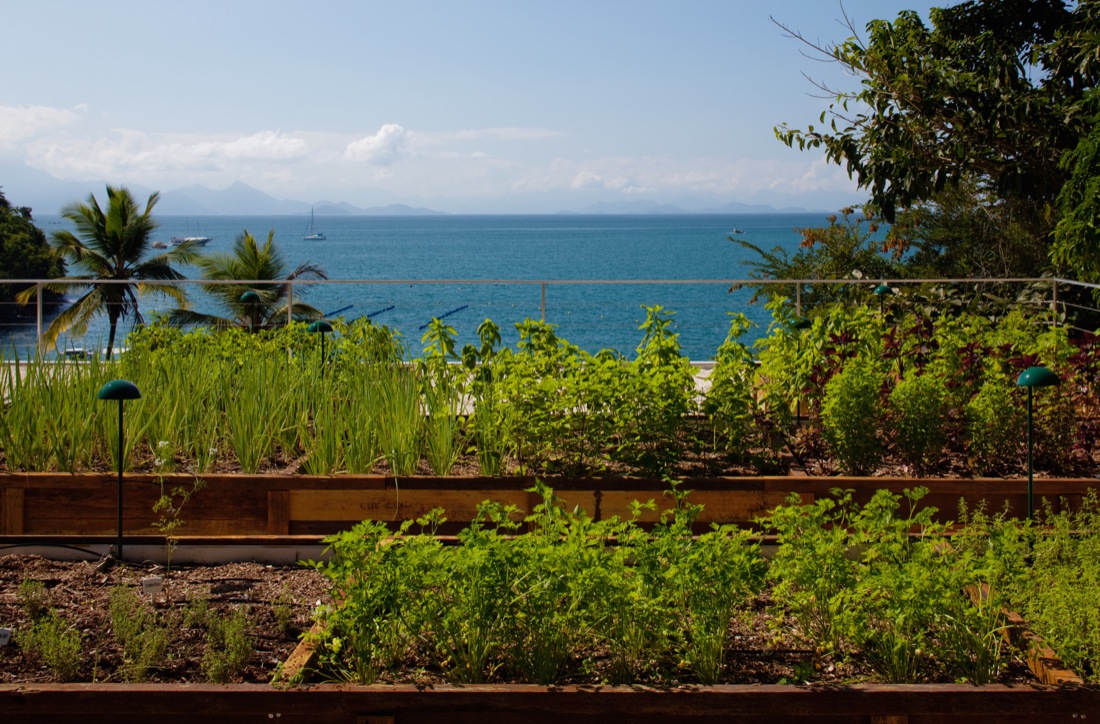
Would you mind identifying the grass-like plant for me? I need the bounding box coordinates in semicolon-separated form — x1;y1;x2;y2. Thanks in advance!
202;606;253;683
110;585;172;682
374;365;423;476
19;612;82;682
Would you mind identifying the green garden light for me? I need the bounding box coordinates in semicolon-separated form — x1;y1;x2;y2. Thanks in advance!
308;319;334;377
873;283;894;318
97;379;141;561
240;290;260;333
1016;366;1059;520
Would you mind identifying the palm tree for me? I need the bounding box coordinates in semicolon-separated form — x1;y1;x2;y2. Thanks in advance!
167;229;327;331
16;185;195;359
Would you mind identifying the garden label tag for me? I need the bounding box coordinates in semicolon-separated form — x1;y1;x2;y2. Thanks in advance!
0;628;11;646
142;576;164;595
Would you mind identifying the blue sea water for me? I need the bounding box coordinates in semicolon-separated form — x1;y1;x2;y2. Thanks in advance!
5;213;829;360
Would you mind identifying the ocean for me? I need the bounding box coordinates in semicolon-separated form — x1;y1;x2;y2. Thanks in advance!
6;212;830;361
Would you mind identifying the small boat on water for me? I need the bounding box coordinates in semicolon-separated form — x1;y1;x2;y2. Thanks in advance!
170;236;212;247
152;241;168;249
303;207;326;240
729;228;745;235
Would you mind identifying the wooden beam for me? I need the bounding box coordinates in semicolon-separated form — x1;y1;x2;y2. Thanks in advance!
1;487;24;535
268;490;290;535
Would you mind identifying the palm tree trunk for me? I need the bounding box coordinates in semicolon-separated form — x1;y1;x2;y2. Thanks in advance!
106;308;120;361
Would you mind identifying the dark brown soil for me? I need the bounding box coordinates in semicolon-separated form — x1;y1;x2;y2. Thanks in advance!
0;554;328;684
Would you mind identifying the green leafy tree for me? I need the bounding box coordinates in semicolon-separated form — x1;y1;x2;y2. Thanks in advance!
1055;89;1100;284
772;0;1100;281
733;208;898;308
16;185;194;359
0;189;65;320
167;229;327;331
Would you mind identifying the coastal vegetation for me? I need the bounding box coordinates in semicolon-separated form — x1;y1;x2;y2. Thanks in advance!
0;189;65;321
0;296;1092;480
166;228;328;332
14;185;196;360
759;0;1100;310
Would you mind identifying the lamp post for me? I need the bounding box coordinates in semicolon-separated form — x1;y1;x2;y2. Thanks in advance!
97;379;141;561
793;317;812;423
1016;366;1059;520
873;283;894;318
308;320;334;377
240;290;260;333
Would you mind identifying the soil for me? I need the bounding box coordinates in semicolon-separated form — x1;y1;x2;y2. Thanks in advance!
0;554;1039;688
0;554;328;684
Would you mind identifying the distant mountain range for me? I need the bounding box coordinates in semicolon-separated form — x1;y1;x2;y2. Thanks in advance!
1;162;821;217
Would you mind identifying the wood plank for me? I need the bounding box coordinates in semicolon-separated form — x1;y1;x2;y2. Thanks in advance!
1;488;24;534
21;518;268;536
268;490;290;535
275;621;325;685
1;682;1099;724
288;489;541;523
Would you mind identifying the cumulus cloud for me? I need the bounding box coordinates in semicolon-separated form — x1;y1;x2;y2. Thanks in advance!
0;105;81;143
195;131;309;162
345;124;413;165
25;129;311;181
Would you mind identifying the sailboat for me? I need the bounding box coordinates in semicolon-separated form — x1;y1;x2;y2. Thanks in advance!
303;208;326;240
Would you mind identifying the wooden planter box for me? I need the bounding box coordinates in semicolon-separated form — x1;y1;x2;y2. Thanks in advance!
1;473;1097;538
2;681;1097;724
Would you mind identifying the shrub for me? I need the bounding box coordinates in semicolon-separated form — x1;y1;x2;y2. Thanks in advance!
965;380;1021;475
704;313;760;460
888;370;948;472
821;361;885;475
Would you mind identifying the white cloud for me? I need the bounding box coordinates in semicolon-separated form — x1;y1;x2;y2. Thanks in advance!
195;131;309;162
0;105;81;143
25;129;311;181
344;124;413;165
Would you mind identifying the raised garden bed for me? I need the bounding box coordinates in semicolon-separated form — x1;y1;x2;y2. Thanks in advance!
1;472;1095;537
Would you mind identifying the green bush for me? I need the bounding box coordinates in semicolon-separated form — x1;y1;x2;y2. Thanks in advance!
965;380;1021;475
888;370;948;471
704;313;760;460
821;361;885;475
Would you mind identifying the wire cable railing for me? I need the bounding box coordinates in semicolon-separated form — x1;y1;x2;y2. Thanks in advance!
0;276;1093;361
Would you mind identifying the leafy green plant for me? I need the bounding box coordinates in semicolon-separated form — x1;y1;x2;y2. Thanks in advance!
18;579;49;621
110;586;172;682
19;613;82;682
202;607;253;683
821;361;886;474
704;313;760;460
888;370;948;472
965;380;1021;475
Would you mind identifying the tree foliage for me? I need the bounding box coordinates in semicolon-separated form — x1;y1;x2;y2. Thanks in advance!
167;229;328;332
16;185;195;359
772;0;1100;283
0;189;64;319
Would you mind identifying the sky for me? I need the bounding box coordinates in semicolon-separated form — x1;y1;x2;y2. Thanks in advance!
0;0;941;214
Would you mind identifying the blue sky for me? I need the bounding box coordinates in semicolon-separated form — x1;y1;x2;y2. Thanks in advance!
1;1;940;213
